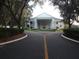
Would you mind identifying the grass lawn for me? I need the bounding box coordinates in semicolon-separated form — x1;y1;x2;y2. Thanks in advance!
24;29;64;32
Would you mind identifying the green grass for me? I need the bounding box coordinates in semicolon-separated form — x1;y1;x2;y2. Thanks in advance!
24;29;64;32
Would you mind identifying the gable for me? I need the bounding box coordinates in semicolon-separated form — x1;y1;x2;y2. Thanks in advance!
36;13;53;18
31;13;62;20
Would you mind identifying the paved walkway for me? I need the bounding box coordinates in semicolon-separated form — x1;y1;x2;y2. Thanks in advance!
0;32;79;59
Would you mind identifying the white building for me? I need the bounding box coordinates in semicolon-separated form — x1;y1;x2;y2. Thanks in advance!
26;13;64;30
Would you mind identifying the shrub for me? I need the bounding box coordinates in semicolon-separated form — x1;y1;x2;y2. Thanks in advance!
64;28;79;40
0;28;24;38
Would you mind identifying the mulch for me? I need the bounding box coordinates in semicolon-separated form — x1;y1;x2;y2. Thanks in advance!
0;33;26;43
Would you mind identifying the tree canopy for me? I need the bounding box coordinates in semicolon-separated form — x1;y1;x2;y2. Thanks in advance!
0;0;45;29
50;0;79;28
0;0;33;29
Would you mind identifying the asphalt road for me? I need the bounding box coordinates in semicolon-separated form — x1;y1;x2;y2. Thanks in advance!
0;32;79;59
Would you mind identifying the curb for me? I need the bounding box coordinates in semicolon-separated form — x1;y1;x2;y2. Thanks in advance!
0;34;28;46
61;34;79;43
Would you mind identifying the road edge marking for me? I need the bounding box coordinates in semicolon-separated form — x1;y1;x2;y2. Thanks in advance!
44;34;49;59
61;34;79;43
0;34;28;46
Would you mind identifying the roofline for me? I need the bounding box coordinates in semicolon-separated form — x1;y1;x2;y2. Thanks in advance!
31;12;62;20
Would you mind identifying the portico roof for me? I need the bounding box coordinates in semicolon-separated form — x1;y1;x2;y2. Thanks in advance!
31;12;61;20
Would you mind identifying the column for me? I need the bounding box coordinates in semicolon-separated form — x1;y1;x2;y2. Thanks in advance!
34;19;38;29
50;19;56;29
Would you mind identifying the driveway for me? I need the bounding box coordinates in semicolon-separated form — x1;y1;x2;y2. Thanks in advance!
0;32;79;59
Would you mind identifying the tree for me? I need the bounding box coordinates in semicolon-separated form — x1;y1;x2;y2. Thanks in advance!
0;0;30;29
0;0;11;28
0;0;45;29
50;0;79;28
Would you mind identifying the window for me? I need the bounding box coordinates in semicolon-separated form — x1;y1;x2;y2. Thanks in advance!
56;22;58;24
60;25;62;27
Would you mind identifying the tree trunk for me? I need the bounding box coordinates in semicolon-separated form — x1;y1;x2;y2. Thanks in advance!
68;19;71;29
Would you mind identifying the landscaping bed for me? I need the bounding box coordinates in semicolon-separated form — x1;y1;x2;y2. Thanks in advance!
0;33;26;43
0;28;25;43
0;28;24;38
63;28;79;41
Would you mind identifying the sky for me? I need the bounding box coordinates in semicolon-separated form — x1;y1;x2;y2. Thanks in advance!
29;0;63;19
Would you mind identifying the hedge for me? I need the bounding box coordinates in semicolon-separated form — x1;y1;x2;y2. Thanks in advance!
64;28;79;40
0;28;24;38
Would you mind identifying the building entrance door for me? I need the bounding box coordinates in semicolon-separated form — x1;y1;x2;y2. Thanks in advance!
37;19;51;30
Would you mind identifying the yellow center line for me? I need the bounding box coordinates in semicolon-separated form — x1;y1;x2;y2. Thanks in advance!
44;34;48;59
